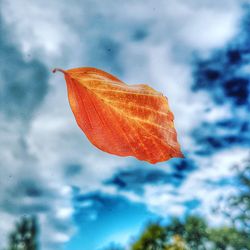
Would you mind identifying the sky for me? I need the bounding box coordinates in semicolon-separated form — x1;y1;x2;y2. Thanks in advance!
0;0;249;249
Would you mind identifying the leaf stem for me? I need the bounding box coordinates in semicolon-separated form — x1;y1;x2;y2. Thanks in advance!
52;68;67;74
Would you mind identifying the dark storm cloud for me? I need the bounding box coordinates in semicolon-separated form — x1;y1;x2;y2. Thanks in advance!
132;28;149;42
1;177;55;215
105;168;173;194
105;159;196;194
193;119;250;155
191;9;250;155
172;159;197;175
64;163;83;177
192;8;250;108
192;50;250;107
0;17;49;122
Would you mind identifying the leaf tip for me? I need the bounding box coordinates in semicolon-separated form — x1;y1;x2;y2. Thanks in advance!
179;151;185;159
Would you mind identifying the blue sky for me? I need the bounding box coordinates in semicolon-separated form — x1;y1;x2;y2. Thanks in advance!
0;0;249;250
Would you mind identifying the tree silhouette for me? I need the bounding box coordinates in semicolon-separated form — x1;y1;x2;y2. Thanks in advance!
7;216;38;250
132;223;167;250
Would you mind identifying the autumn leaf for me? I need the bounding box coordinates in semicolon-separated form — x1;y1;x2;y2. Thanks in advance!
53;67;183;164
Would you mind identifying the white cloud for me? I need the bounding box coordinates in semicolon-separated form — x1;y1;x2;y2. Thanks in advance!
143;184;186;217
138;147;249;225
177;6;241;50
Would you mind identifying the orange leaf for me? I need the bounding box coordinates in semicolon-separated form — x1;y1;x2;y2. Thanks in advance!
53;67;183;164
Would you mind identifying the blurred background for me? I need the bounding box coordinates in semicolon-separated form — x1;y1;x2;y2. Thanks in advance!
0;0;249;249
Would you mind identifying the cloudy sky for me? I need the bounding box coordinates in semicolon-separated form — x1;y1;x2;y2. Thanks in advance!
0;0;249;249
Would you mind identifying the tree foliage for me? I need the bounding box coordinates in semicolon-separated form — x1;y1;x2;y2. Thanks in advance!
132;223;167;250
229;158;250;234
7;216;38;250
131;216;249;250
